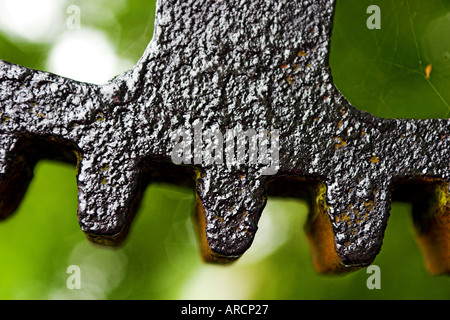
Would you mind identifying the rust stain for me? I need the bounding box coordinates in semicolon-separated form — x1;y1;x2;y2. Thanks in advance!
370;156;379;164
195;195;237;265
334;137;347;149
414;182;450;275
304;182;350;274
286;75;295;84
364;200;375;211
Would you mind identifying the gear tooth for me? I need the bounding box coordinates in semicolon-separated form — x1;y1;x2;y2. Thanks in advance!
411;180;450;275
194;169;267;264
305;180;353;274
0;135;34;220
77;156;142;246
334;191;391;269
194;194;241;264
305;179;392;274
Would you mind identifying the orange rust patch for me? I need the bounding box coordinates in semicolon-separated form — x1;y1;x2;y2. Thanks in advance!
364;200;375;211
370;156;379;164
286;75;295;84
305;183;345;273
334;137;347;149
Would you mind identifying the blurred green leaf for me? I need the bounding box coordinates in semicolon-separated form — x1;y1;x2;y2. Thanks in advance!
330;0;450;119
72;0;156;64
0;31;48;70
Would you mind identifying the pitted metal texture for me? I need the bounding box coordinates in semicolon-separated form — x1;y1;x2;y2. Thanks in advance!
0;0;449;274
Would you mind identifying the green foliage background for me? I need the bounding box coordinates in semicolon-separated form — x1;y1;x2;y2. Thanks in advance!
0;0;449;300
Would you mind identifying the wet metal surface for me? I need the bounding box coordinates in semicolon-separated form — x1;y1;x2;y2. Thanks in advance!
0;0;449;274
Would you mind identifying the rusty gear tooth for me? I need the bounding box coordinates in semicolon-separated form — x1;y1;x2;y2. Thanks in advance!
304;179;391;274
328;178;392;271
415;203;450;275
195;194;241;264
304;181;346;274
194;168;267;263
408;180;450;275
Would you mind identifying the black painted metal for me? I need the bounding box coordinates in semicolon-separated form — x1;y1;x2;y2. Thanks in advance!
0;0;448;274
